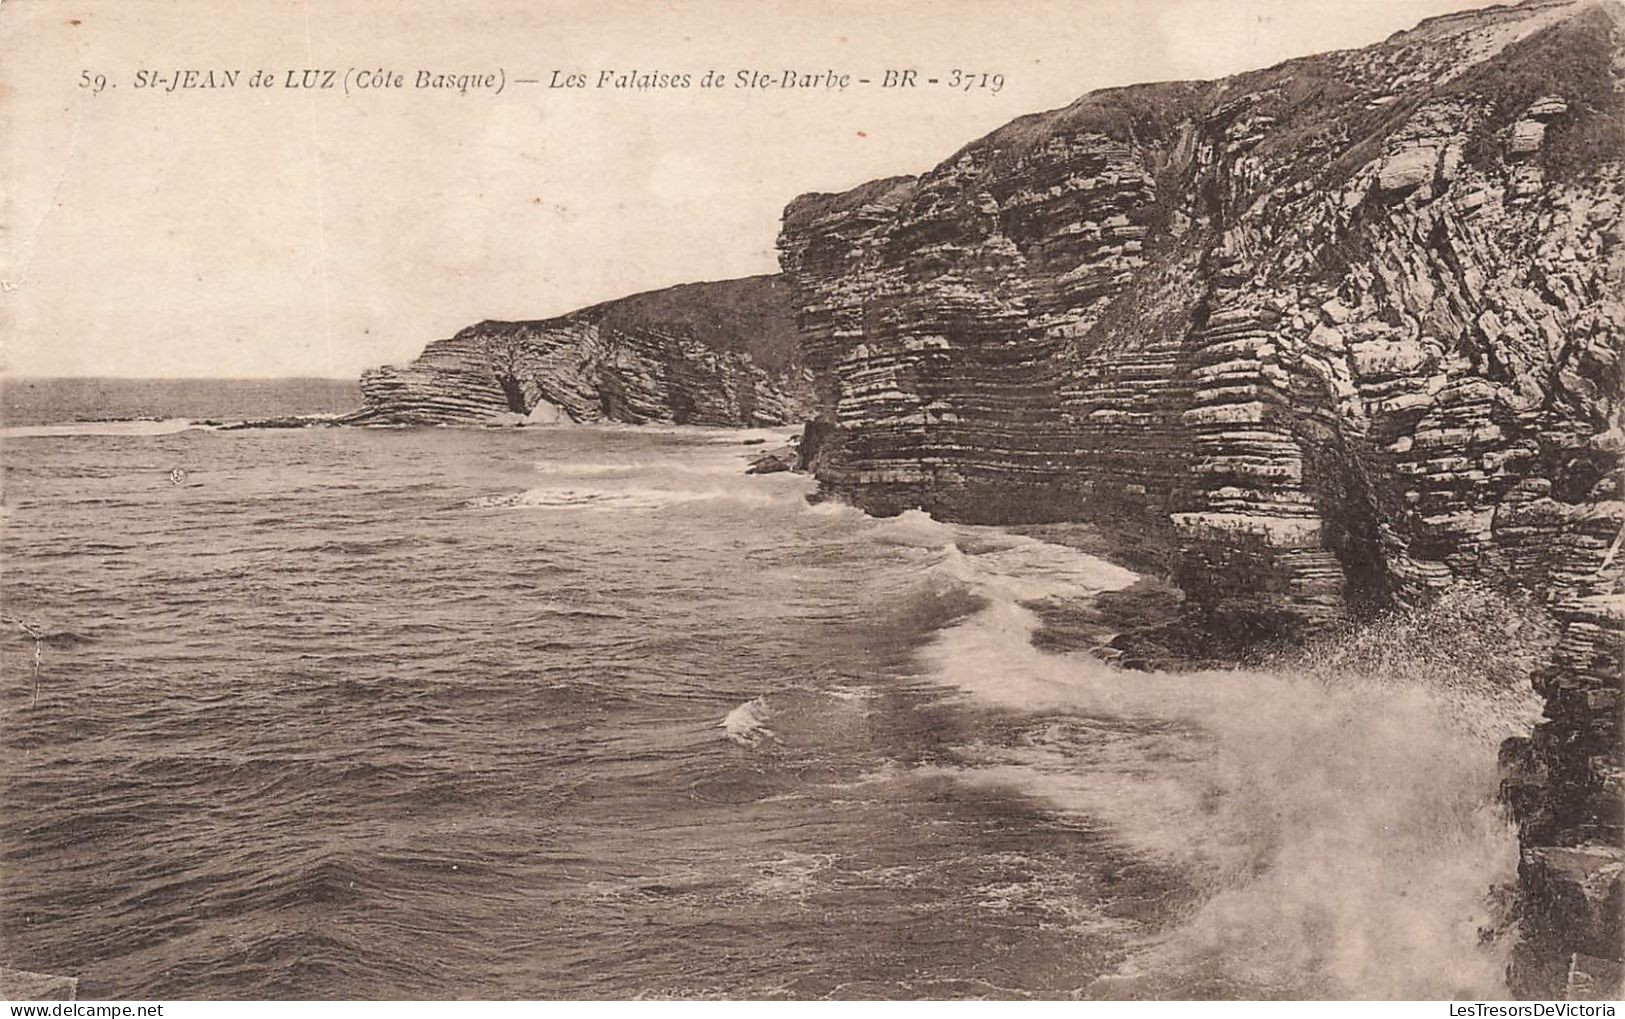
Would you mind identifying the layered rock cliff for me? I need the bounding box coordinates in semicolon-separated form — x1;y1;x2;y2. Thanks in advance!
778;0;1623;995
351;274;812;426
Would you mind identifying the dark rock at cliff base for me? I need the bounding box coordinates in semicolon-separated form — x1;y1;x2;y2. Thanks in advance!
746;443;800;475
1509;844;1625;998
219;415;339;430
777;0;1623;994
795;419;842;474
351;274;814;427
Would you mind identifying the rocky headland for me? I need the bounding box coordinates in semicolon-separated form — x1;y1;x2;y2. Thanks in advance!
776;0;1622;996
349;274;812;427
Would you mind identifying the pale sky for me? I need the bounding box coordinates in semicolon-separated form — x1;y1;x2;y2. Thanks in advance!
1;0;1490;378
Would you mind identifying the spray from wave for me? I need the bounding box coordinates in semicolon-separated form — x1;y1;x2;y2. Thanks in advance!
722;697;776;746
894;513;1545;999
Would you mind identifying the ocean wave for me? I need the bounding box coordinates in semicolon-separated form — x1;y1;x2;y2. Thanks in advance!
929;537;1139;605
532;459;746;478
518;601;630;621
863;508;960;549
801;498;868;521
721;696;776;746
744;851;835;899
465;484;784;512
859;510;1140;608
822;683;879;703
532;461;649;477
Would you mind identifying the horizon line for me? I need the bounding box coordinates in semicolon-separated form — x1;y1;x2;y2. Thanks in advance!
1;374;364;382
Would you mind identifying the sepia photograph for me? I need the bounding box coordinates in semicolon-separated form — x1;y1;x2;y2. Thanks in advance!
1;0;1621;1005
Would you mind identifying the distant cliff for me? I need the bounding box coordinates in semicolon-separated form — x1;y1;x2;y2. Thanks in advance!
350;274;812;426
778;0;1622;995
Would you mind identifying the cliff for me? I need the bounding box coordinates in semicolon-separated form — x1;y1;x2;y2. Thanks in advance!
350;274;813;426
778;0;1623;995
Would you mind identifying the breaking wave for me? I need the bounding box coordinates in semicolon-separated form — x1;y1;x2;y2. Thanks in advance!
722;697;776;746
465;484;784;512
898;514;1538;999
471;444;809;512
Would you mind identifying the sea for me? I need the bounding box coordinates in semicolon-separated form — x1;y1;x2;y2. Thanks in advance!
0;378;1540;1000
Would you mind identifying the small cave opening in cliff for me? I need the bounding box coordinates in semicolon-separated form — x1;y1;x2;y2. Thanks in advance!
1551;449;1616;504
667;388;695;426
1295;412;1394;619
495;374;528;414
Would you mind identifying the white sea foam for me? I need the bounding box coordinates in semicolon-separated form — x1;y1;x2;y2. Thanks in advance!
930;537;1139;604
466;483;784;512
531;461;647;477
745;851;836;899
531;459;748;478
864;508;961;548
802;498;868;522
721;696;776;746
823;683;880;703
911;531;1534;998
2;418;199;438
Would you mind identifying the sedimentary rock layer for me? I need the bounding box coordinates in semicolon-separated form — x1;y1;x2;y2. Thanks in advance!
351;275;813;427
778;0;1623;994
